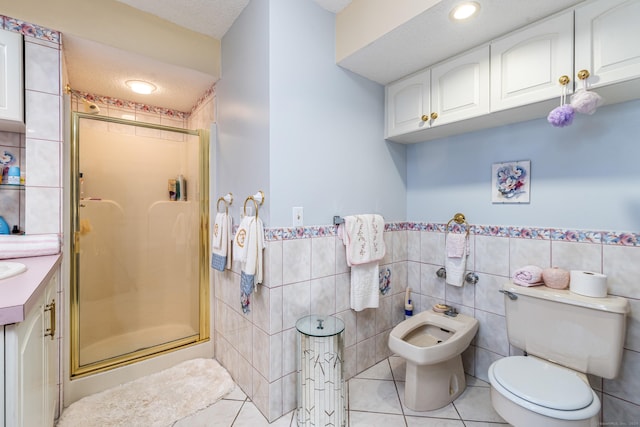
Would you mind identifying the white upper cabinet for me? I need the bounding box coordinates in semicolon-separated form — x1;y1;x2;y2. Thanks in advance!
490;11;574;112
386;46;489;139
385;69;430;138
0;28;24;125
575;0;640;89
431;45;489;126
384;0;640;143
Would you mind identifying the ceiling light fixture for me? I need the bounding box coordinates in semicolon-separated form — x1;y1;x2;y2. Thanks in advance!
450;2;480;21
126;80;157;95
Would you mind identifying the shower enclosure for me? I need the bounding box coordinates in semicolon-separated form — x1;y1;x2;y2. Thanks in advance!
70;112;209;378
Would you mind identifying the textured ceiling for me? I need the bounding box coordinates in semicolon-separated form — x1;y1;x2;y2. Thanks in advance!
64;34;215;113
66;0;352;113
113;0;251;39
65;0;584;114
113;0;352;38
338;0;585;85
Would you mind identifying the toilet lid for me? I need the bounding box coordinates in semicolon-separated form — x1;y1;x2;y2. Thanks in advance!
493;356;593;411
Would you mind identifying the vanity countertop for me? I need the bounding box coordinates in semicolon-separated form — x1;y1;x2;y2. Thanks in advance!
0;253;62;326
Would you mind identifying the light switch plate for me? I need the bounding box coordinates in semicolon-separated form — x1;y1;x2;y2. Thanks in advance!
293;207;303;227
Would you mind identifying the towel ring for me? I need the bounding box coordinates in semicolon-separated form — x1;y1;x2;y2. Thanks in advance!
216;193;233;214
216;197;228;214
446;212;470;237
243;196;260;218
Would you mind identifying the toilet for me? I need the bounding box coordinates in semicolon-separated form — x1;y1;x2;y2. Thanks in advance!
489;283;629;427
388;309;479;411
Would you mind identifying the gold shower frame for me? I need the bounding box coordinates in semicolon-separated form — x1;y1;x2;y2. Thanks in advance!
69;112;210;378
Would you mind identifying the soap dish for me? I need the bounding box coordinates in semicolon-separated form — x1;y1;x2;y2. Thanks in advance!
432;304;450;313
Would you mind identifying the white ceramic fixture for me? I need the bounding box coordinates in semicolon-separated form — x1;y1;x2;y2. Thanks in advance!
388;309;479;411
489;283;629;427
0;261;27;280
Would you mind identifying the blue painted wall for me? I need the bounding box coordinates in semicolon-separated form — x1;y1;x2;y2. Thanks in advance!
407;99;640;231
218;0;407;228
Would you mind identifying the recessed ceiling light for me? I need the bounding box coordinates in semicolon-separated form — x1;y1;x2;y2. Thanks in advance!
126;80;157;95
450;2;480;21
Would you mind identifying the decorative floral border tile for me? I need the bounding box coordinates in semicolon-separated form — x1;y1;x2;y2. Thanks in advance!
262;221;640;247
2;16;60;44
74;90;190;119
190;84;216;116
75;84;216;120
3;15;215;120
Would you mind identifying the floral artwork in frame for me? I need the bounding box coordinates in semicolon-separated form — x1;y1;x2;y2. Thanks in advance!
492;160;530;203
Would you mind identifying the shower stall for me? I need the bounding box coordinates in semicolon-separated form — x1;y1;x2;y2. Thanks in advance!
69;112;210;378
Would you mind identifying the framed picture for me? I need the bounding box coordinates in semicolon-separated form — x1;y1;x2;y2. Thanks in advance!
491;160;530;203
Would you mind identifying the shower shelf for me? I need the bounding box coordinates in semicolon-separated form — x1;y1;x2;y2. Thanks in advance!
0;184;25;190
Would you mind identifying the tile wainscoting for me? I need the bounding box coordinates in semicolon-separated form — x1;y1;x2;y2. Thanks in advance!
213;221;640;423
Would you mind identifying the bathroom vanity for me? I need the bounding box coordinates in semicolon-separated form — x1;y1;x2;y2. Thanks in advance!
0;254;62;427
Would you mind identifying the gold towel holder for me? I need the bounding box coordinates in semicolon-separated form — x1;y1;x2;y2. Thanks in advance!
243;190;265;218
446;212;470;237
216;193;233;214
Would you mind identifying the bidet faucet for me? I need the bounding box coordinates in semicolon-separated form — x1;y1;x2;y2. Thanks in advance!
444;307;458;317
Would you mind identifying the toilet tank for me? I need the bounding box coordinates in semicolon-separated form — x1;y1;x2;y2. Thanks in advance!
502;282;629;379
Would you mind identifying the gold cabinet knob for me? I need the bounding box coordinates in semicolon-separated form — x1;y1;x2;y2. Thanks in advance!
558;75;570;85
577;69;590;80
430;112;438;120
421;114;429;122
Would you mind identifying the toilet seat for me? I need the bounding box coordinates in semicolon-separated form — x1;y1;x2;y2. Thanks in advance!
489;356;601;421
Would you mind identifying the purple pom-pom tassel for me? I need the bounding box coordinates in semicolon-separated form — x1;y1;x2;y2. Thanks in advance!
547;104;575;127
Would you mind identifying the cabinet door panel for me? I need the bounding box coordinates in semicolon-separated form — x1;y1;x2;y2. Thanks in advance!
575;0;640;87
385;71;430;137
17;302;46;427
491;11;573;112
431;45;489;126
0;28;24;122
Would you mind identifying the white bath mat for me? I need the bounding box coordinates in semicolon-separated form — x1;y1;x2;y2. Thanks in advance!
57;358;235;427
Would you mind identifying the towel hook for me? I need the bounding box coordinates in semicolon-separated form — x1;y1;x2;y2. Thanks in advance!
252;190;265;206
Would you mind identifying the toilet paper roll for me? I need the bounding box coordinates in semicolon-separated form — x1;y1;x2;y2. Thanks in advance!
570;270;607;298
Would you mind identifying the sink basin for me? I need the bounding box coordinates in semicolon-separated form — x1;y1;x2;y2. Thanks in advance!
0;261;27;280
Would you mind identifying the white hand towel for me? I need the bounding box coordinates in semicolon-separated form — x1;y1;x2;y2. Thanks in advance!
446;233;467;258
341;214;385;266
211;212;232;271
212;212;225;248
445;233;468;287
233;216;252;264
350;263;379;311
0;234;60;259
238;217;264;313
339;214;385;311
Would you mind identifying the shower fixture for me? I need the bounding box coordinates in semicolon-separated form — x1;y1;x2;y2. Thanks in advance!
64;85;101;115
82;98;101;115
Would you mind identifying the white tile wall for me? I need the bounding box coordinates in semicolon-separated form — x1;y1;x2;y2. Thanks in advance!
214;226;640;424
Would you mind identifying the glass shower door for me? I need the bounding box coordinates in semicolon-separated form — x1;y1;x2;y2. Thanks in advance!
71;114;208;376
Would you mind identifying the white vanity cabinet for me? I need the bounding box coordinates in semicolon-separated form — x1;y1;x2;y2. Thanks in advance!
4;268;59;427
575;0;640;94
490;11;574;112
386;45;489;139
0;28;24;129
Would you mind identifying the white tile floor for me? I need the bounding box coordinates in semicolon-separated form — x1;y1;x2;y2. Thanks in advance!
172;356;510;426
